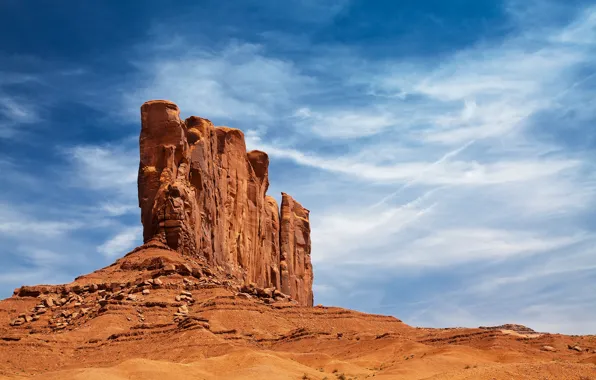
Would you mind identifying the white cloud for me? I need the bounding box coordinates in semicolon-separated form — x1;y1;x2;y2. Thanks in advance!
97;226;143;258
0;203;81;237
249;131;581;185
292;107;399;138
67;145;138;193
124;43;313;123
0;93;40;138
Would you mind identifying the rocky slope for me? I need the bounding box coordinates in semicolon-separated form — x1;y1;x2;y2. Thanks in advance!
1;251;595;379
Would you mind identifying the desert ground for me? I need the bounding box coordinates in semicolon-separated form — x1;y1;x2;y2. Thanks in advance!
1;246;595;380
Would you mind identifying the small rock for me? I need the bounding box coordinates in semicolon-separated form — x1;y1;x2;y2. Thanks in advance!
191;268;202;279
114;292;126;300
177;264;192;276
127;294;138;301
36;308;47;315
175;295;182;302
142;289;150;295
183;278;192;285
31;315;40;321
98;290;106;296
236;292;251;299
181;291;192;297
73;302;82;307
90;284;99;292
542;345;556;352
163;264;176;274
569;345;582;352
25;315;33;323
10;318;25;326
44;297;55;308
153;278;163;287
98;299;109;307
178;305;189;314
71;312;79;319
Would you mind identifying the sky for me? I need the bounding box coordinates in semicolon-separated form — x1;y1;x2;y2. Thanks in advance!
1;0;595;334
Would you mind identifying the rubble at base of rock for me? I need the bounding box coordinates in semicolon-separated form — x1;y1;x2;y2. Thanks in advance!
7;256;299;331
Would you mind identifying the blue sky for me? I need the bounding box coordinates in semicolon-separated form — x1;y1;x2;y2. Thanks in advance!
1;0;595;334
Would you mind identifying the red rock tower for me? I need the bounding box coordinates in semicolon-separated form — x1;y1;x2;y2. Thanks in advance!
137;100;313;306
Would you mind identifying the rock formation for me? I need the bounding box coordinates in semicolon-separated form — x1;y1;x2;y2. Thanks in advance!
137;100;313;306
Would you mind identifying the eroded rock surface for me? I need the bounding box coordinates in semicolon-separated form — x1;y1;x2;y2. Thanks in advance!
138;100;313;306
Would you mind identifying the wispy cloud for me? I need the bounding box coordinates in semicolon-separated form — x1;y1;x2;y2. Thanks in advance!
97;226;142;258
0;92;40;138
124;42;313;123
0;203;81;237
67;144;138;194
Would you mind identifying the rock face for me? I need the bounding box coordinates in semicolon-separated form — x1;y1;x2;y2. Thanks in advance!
137;100;313;306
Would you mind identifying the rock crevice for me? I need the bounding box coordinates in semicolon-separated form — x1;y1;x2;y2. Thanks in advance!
138;100;313;306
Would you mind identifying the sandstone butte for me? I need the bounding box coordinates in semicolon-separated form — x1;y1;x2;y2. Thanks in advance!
138;100;313;307
0;102;594;380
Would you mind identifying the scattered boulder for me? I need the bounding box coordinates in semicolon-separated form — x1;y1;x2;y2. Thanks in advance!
542;345;556;352
568;345;582;352
191;268;202;279
10;318;25;326
177;264;192;276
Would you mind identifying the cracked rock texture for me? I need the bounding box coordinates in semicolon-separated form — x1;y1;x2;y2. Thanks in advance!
138;100;313;306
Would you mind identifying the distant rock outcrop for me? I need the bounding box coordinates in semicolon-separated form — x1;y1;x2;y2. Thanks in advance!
137;100;313;306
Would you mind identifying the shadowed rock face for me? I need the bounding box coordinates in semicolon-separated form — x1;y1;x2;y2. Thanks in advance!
138;100;313;306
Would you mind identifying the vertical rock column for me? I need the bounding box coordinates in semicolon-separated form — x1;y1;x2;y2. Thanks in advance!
280;193;314;307
138;100;198;255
